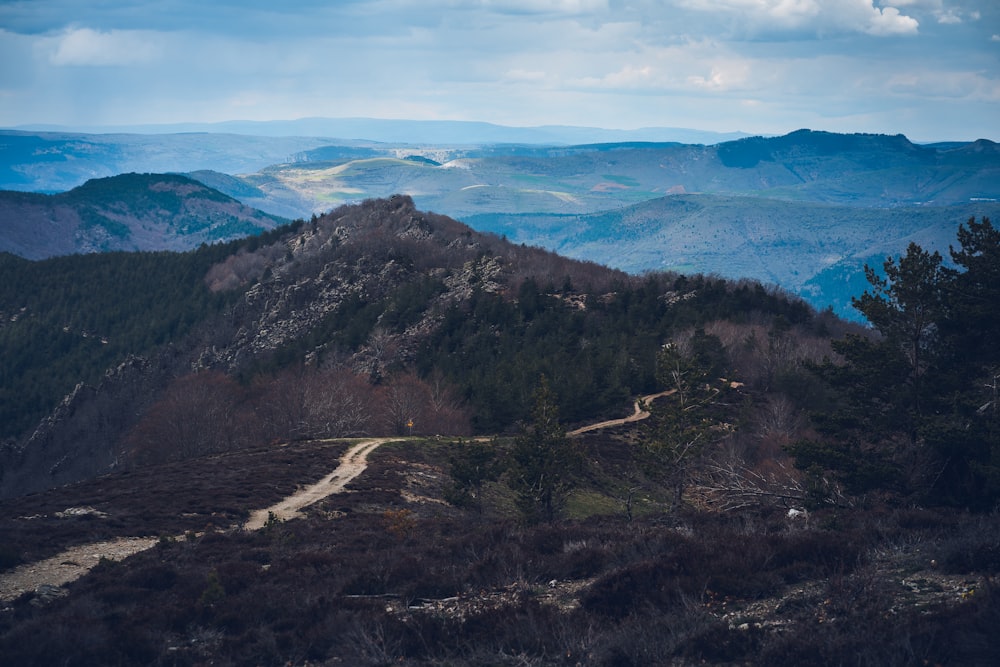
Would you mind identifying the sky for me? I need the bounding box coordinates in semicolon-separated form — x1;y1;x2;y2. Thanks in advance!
0;0;997;142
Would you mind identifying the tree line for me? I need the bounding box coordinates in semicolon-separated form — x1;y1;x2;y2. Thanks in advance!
791;217;1000;510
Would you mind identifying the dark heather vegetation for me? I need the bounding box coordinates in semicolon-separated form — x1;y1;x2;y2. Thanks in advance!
1;200;998;665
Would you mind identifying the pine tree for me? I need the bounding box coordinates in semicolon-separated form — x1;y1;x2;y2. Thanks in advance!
795;219;1000;509
509;376;581;523
644;339;729;511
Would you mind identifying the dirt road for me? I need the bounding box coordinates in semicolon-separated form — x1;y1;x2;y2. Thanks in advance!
567;390;674;436
243;437;392;529
2;393;677;602
0;437;394;602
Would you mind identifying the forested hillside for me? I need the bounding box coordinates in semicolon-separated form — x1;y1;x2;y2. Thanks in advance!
0;223;299;442
1;195;834;498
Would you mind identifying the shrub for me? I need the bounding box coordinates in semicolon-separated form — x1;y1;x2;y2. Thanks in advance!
0;544;22;570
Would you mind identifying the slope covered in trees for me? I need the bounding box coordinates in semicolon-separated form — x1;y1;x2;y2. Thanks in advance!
0;222;302;444
1;196;828;498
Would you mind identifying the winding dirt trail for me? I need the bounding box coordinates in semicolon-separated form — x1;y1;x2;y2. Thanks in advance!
0;537;160;603
2;393;677;603
243;438;392;529
1;437;393;602
567;390;675;436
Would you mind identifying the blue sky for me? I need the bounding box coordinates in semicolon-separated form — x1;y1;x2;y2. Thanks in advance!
0;0;997;141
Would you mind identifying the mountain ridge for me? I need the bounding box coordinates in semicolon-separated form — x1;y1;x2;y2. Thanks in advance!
0;173;286;259
9;117;751;145
0;195;823;499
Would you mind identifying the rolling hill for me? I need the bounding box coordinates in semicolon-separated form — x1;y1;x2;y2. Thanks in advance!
4;120;1000;666
197;130;999;320
0;173;286;259
464;195;1000;320
1;196;998;666
0;195;823;499
225;130;1000;220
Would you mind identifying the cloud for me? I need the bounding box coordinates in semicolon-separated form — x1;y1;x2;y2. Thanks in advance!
884;69;1000;102
46;27;163;66
675;0;919;36
935;10;962;23
866;6;919;35
686;64;750;91
0;0;996;141
502;69;547;82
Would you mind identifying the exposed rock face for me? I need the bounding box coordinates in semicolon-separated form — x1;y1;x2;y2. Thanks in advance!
193;195;511;379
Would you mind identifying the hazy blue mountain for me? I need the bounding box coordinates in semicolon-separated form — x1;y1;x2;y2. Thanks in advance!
0;130;335;193
12;117;749;145
0;173;285;259
464;195;1000;321
222;130;999;221
3;127;997;319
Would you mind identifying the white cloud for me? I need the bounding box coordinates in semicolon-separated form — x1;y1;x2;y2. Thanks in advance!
675;0;919;36
0;0;996;141
46;27;163;66
866;6;919;35
595;64;655;88
685;61;753;91
884;69;1000;102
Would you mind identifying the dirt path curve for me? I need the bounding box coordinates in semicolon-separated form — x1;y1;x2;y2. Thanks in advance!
0;437;394;602
244;437;393;529
567;389;675;436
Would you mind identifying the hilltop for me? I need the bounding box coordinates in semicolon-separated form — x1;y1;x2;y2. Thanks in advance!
0;173;286;259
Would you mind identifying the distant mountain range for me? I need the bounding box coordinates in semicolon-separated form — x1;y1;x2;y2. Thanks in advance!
464;195;1000;318
2;126;998;319
11;117;750;145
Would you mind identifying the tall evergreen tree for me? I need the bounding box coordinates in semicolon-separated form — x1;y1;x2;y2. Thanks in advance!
509;376;581;523
930;217;1000;507
644;338;730;511
852;242;947;438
